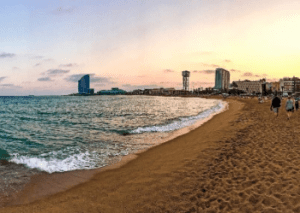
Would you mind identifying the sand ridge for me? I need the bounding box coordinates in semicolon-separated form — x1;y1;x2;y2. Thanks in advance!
3;98;300;212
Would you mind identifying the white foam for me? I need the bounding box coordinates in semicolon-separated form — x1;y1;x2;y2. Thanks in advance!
130;101;226;134
9;145;131;173
10;150;102;173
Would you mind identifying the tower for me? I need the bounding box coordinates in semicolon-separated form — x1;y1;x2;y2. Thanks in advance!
182;71;190;91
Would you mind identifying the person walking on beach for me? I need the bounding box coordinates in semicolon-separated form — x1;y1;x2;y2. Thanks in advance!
295;97;299;111
286;96;295;120
270;93;281;117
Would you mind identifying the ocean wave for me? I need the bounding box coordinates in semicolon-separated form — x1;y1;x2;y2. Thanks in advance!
130;101;225;134
9;146;130;173
10;150;101;173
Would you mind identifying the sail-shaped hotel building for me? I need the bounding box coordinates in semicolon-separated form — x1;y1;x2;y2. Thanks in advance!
78;75;90;94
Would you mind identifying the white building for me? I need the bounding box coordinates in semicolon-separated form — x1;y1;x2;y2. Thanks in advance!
279;77;300;93
233;79;266;94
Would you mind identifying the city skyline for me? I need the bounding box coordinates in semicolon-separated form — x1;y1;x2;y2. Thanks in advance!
1;0;300;95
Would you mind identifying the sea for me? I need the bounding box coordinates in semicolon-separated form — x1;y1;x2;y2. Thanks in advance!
0;95;226;202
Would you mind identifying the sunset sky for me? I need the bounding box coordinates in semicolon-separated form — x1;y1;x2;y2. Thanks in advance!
1;0;300;95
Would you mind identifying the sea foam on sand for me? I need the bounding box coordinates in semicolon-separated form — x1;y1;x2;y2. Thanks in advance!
131;101;226;134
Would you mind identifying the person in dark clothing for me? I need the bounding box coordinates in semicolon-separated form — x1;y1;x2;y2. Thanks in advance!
270;93;281;117
295;97;299;111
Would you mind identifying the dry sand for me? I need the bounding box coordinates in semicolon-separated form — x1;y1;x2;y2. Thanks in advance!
2;97;300;212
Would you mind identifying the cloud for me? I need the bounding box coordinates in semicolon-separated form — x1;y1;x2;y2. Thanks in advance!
163;69;175;73
59;63;78;67
90;76;113;84
45;69;70;76
0;52;15;58
43;58;54;62
64;74;114;84
241;72;268;78
193;70;215;74
64;74;85;82
38;77;53;81
230;69;241;73
35;63;41;67
201;63;219;68
121;84;132;87
90;74;116;84
242;72;254;77
224;60;231;63
12;67;20;70
52;6;75;15
0;77;7;82
0;84;22;88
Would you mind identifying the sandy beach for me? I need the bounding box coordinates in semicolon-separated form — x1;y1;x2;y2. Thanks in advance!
2;97;300;212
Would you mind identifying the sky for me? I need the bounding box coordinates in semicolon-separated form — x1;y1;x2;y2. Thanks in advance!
1;0;300;95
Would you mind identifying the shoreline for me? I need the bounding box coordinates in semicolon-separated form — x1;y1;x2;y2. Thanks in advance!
1;97;228;207
1;98;245;212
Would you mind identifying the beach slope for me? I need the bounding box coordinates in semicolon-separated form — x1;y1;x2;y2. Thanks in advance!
7;98;298;212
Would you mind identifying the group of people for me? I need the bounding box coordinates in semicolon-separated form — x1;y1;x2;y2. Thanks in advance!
258;96;268;103
270;93;299;119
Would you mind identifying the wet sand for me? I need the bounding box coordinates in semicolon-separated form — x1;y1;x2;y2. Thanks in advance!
3;97;300;212
0;162;41;207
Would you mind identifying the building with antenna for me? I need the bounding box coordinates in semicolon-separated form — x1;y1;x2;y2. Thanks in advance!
182;70;190;91
215;68;230;90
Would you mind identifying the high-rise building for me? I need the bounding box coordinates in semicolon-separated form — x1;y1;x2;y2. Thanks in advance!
78;75;90;94
215;68;230;90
